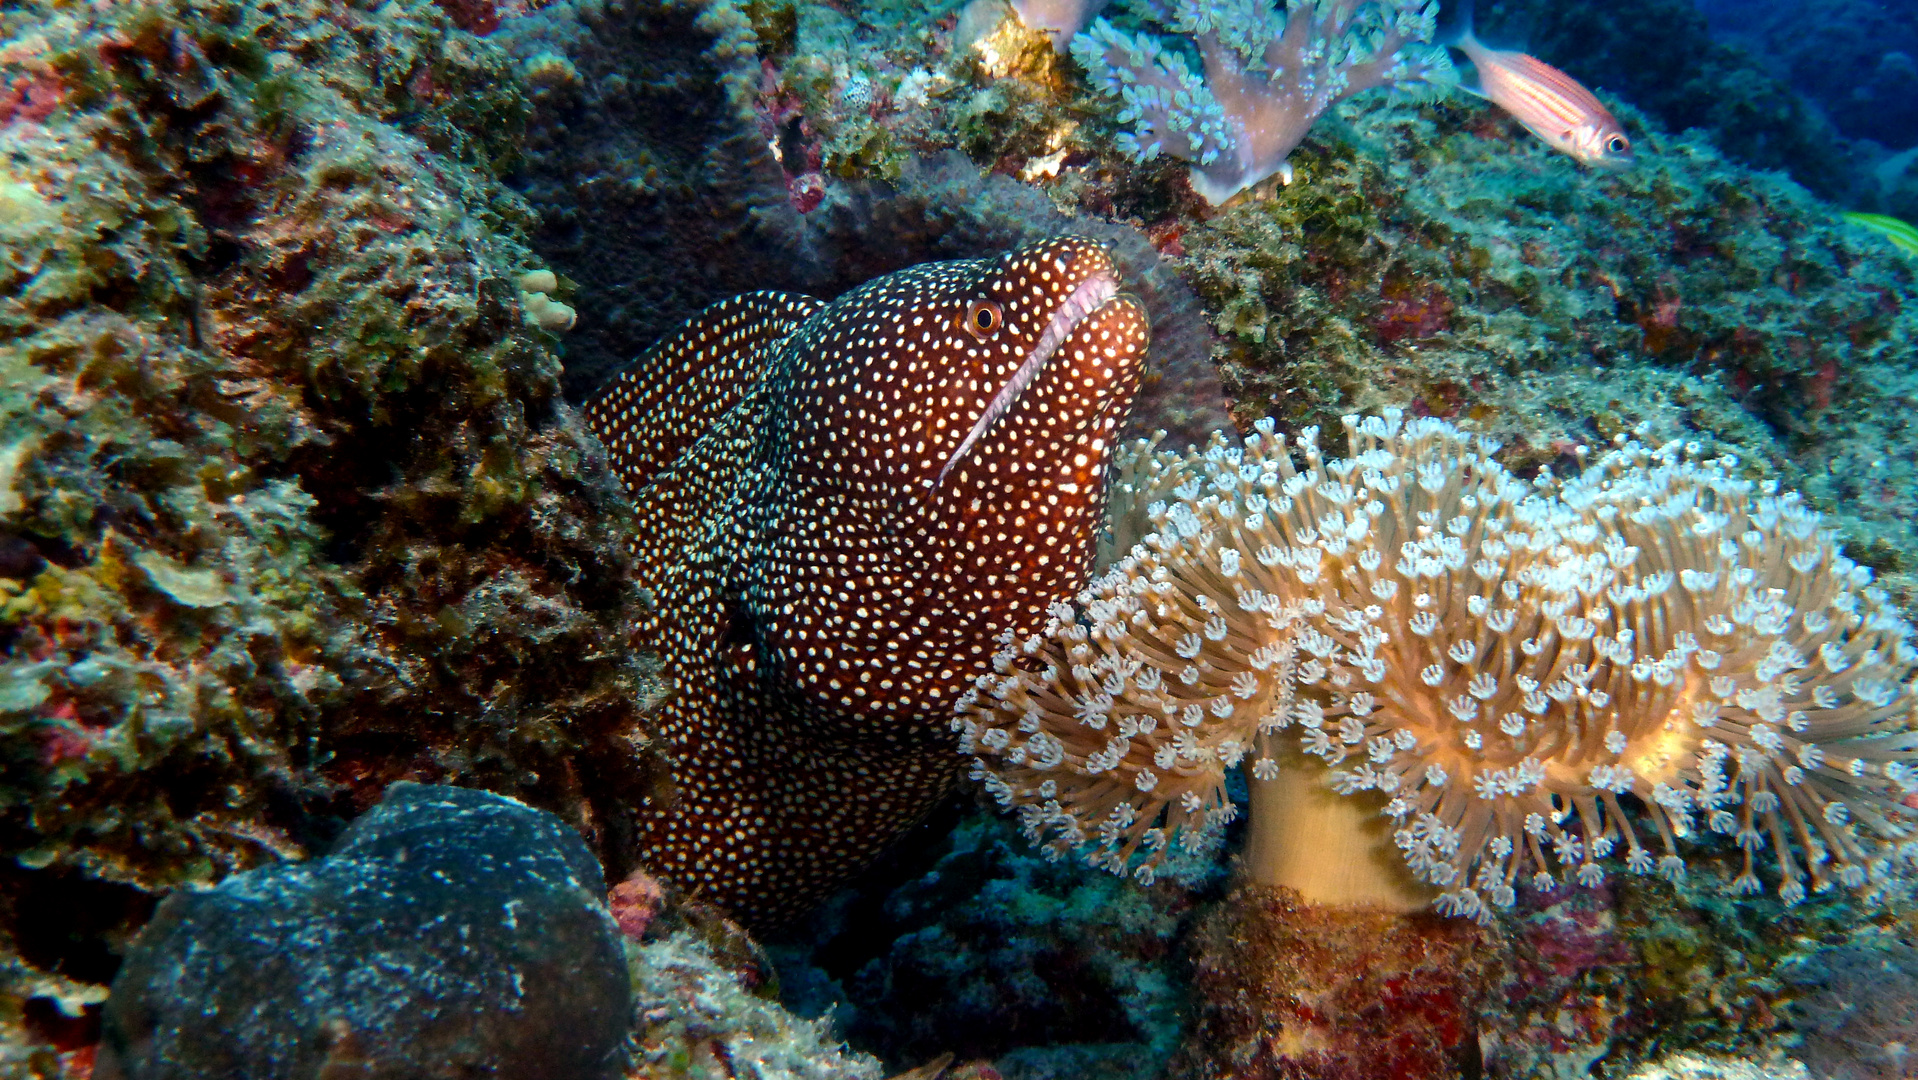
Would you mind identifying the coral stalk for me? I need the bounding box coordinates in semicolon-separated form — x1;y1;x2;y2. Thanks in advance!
1244;757;1430;908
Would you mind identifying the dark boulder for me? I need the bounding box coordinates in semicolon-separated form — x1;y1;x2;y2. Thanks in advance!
97;782;632;1080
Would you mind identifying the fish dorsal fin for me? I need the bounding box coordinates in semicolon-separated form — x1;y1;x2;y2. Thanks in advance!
585;291;823;492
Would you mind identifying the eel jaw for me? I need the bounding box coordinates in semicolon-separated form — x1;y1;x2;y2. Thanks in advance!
935;272;1121;489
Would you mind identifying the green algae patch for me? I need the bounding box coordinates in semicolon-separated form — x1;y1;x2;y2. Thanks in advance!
0;181;55;231
128;550;234;610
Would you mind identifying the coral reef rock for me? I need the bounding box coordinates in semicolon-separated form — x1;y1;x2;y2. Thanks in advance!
0;0;664;1067
95;783;633;1080
1779;937;1918;1080
1182;885;1492;1080
629;916;885;1080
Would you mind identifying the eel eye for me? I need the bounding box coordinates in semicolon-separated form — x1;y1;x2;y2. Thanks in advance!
1605;134;1630;155
963;300;1003;339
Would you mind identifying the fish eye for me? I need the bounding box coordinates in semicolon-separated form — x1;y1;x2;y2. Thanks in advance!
962;300;1003;339
1605;135;1630;155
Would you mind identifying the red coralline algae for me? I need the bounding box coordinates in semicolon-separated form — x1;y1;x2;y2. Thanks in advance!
1519;891;1632;982
1636;282;1689;355
0;70;63;125
757;62;824;190
1476;884;1636;1073
609;871;666;941
35;724;91;768
432;0;500;35
1373;280;1454;344
1182;885;1492;1080
1807;357;1841;411
57;1046;95;1079
788;170;827;213
1146;221;1188;258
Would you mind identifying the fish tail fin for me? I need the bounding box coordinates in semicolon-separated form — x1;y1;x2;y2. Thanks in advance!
1438;0;1490;98
1437;0;1478;50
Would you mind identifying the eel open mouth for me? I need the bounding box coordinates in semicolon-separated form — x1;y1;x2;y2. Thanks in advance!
936;272;1121;488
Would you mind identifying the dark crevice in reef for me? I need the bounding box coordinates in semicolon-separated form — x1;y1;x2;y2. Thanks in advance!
768;796;1197;1073
502;1;804;400
0;866;157;988
21;996;102;1055
769;795;972;969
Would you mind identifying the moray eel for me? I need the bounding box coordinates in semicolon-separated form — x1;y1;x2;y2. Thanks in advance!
586;236;1151;927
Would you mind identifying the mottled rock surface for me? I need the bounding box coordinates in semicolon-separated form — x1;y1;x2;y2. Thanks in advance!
1778;938;1918;1080
96;783;631;1080
0;0;666;1062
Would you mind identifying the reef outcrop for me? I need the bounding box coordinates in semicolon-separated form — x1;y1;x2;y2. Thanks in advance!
97;783;633;1080
0;1;665;1069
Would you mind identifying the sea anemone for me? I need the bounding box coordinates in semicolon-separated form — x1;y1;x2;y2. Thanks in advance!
957;411;1918;918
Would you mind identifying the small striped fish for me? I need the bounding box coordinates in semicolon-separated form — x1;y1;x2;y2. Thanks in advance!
1451;18;1633;171
1843;212;1918;256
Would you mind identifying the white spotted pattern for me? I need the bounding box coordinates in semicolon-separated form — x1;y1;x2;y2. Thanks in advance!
585;237;1151;927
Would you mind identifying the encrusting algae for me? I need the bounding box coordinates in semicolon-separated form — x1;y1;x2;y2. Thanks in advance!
0;0;665;1065
961;410;1918;918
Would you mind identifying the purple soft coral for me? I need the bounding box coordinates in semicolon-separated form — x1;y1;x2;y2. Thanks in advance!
1010;0;1112;48
1073;0;1454;203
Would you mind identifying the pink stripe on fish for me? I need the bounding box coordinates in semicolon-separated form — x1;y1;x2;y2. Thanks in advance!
1455;32;1634;171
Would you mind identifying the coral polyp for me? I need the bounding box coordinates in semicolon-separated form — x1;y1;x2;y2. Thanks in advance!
959;411;1918;917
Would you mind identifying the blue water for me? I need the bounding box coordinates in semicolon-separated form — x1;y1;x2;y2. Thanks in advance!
1697;0;1918;150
